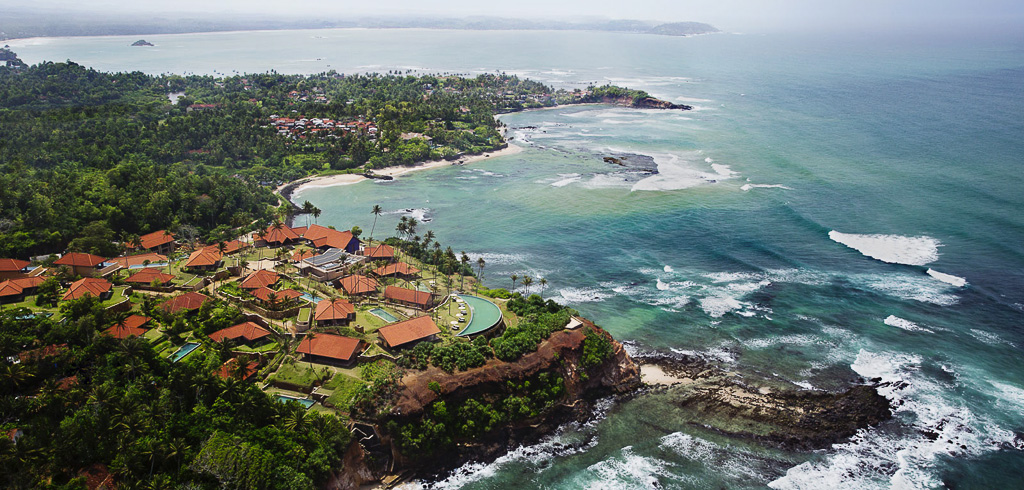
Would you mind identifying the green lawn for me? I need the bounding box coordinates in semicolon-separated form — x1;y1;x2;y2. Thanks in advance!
324;373;365;412
270;360;331;390
237;341;280;354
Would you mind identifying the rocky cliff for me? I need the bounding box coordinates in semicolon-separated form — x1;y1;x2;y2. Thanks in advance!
596;95;692;110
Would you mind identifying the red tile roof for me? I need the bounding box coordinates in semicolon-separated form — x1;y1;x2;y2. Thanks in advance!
209;321;272;342
104;316;151;339
217;358;259;380
202;239;249;255
124;268;176;285
378;316;440;348
257;225;301;245
0;280;24;297
304;225;356;250
62;277;112;301
0;258;30;272
161;292;210;314
373;262;420;277
298;333;363;362
364;244;395;259
251;287;302;303
338;274;378;295
384;286;433;306
240;269;279;289
184;249;221;268
110;253;167;268
0;276;42;297
129;230;175;250
54;252;106;268
18;343;67;362
314;298;355;321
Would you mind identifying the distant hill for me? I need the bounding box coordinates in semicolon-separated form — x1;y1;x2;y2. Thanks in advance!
0;10;719;40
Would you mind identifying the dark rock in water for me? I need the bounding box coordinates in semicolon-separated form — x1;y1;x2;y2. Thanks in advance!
602;153;658;174
637;354;892;450
131;39;154;47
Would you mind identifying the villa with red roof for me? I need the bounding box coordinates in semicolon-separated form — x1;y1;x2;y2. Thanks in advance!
104;315;152;339
184;249;222;271
54;252;106;277
384;285;435;309
297;333;365;366
62;277;112;301
314;298;356;326
254;224;302;247
251;287;302;306
160;292;210;314
0;276;44;303
209;321;273;345
377;316;440;350
363;244;395;261
0;258;30;280
240;269;279;289
127;230;176;255
303;224;360;253
202;239;249;255
373;262;420;278
124;268;176;286
110;252;167;269
217;358;259;380
338;274;379;296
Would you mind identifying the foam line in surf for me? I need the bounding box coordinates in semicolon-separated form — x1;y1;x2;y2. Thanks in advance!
828;230;940;266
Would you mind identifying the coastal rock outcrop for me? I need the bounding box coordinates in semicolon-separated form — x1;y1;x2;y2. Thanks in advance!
597;95;692;110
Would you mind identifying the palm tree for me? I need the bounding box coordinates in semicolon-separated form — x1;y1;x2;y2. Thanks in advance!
312;207;321;225
302;200;314;227
539;278;547;294
522;276;533;296
459;252;470;292
368;204;383;247
476;257;486;293
510;273;519;292
406;217;418;238
423;230;435;250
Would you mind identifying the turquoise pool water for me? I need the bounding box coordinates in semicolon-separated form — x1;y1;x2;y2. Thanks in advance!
299;292;318;303
275;395;315;409
169;342;199;363
369;308;400;323
128;262;168;269
456;295;503;337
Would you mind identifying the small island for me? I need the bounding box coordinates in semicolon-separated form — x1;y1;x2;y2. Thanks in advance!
130;39;154;47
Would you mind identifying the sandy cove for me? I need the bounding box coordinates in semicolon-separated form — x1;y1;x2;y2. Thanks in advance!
285;143;523;197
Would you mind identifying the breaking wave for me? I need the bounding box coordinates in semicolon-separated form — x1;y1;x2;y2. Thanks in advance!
829;230;941;266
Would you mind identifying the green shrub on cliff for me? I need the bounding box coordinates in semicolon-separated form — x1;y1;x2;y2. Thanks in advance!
581;328;614;369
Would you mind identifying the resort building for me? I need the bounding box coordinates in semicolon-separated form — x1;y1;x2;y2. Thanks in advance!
297;248;361;282
54;252;106;277
217;358;259;380
303;224;361;253
384;285;435;310
184;249;222;271
292;249;317;263
0;258;31;280
338;274;379;296
110;252;167;269
104;315;152;339
124;268;176;286
62;277;112;301
363;244;395;262
209;321;273;346
0;276;44;304
160;292;210;315
127;230;176;255
202;239;249;255
297;333;365;366
251;287;302;306
377;316;441;350
313;298;356;327
240;269;279;290
372;262;421;279
254;224;302;247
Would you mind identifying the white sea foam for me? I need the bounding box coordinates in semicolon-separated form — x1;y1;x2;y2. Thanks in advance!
555;287;613;304
576;446;680;490
631;152;739;192
926;268;967;287
968;328;1017;348
659;432;771;482
883;315;934;333
464;252;528;266
771;350;1022;490
741;183;792;191
828;230;941;266
550;173;583;187
670;347;738;365
663;265;674;273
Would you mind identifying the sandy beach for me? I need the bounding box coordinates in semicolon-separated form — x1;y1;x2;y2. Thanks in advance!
640;364;694;386
286;143;523;198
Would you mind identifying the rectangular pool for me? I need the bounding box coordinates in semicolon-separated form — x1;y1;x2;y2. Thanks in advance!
275;394;315;409
169;342;200;363
369;308;400;323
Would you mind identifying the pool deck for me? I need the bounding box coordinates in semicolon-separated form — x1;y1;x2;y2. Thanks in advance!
455;295;504;337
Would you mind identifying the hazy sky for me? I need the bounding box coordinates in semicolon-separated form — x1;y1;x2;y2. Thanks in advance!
4;0;1024;33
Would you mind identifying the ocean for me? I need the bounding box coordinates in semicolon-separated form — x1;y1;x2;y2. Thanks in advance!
9;27;1024;488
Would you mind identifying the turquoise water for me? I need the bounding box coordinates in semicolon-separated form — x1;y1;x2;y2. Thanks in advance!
274;394;315;409
168;342;200;363
456;295;503;337
298;292;318;303
369;307;400;323
12;28;1024;488
128;262;168;269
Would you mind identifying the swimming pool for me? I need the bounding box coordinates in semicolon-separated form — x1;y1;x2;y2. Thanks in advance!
299;292;318;303
128;262;169;269
456;295;503;337
169;342;200;362
369;308;399;323
275;394;315;409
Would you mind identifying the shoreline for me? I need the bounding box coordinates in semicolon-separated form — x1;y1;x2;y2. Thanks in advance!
284;143;522;201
